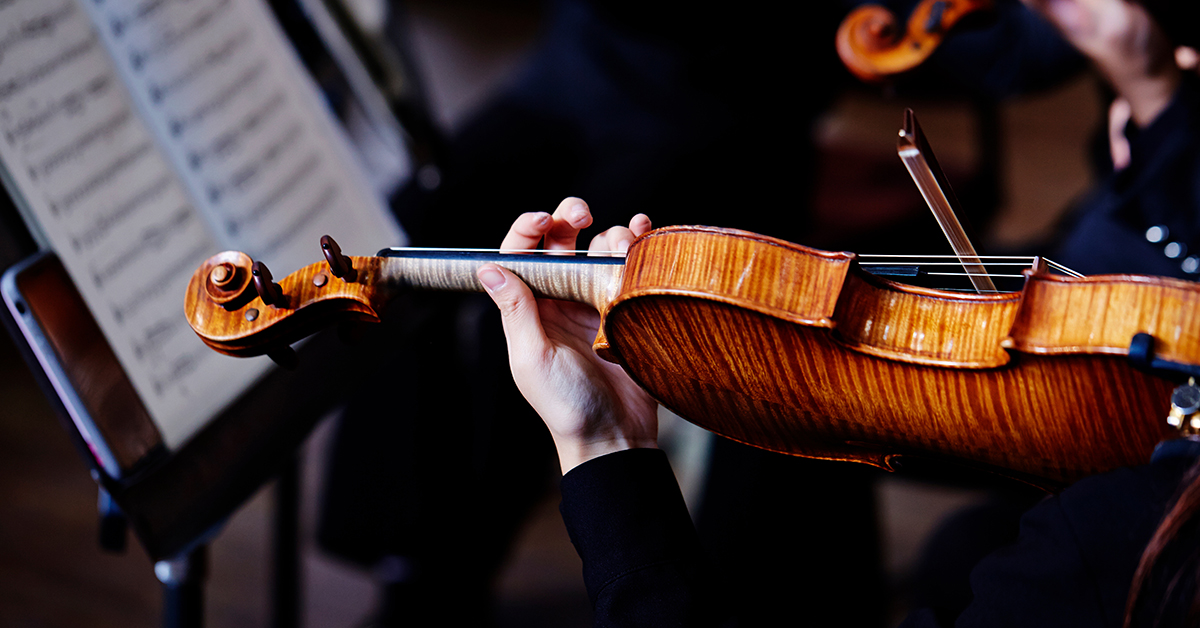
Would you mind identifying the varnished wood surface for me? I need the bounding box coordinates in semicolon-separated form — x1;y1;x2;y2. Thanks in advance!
836;0;993;82
186;256;391;356
378;252;625;311
612;227;1185;488
1005;272;1200;361
186;225;1198;488
829;270;1020;368
610;296;1171;488
187;252;624;357
612;226;853;328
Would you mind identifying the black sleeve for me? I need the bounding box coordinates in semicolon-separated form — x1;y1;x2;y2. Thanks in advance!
559;448;719;627
1052;75;1200;278
947;454;1192;628
923;1;1086;98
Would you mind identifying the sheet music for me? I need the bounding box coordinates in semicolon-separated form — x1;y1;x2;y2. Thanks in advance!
0;0;405;448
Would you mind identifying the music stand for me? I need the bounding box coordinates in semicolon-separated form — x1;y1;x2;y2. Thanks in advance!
0;0;443;625
0;247;394;627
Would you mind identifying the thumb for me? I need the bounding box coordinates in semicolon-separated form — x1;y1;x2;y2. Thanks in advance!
477;263;549;356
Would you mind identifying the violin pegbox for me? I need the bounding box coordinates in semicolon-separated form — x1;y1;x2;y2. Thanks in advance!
185;237;390;363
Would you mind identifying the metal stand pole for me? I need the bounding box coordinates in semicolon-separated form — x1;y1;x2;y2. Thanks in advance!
156;546;207;628
273;455;301;628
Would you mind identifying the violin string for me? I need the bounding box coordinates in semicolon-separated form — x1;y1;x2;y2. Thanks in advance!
382;247;1084;276
925;272;1027;278
1044;259;1085;277
858;254;1041;258
862;262;1034;267
383;246;623;255
860;254;1073;261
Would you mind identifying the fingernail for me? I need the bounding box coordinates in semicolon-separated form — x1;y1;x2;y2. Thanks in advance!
534;212;551;226
571;204;587;223
478;267;505;290
617;239;631;254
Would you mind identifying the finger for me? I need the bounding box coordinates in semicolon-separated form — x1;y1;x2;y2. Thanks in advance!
588;230;610;254
544;197;592;252
587;214;652;255
500;212;554;251
603;226;636;254
1177;46;1200;71
476;264;551;362
629;213;652;237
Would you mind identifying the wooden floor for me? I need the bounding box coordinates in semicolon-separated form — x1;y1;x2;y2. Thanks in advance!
0;3;1104;627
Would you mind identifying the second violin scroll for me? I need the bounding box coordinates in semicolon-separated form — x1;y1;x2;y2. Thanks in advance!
837;0;994;82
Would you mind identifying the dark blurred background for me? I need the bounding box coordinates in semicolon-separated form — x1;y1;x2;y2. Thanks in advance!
0;0;1104;626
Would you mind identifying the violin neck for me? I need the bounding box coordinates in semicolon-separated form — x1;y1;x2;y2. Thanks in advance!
375;250;625;311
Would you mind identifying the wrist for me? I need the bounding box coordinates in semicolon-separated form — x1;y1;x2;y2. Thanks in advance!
1111;65;1182;127
552;434;658;474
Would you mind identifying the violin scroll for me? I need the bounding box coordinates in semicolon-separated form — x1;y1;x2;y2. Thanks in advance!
836;0;993;82
185;237;391;360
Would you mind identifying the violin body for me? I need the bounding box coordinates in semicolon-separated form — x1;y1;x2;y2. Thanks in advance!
837;0;993;82
607;226;1191;489
185;226;1199;489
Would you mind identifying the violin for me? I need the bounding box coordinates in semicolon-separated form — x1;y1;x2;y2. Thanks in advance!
185;227;1200;490
837;0;993;82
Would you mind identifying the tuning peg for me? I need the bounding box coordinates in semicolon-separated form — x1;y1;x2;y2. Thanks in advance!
252;261;286;307
267;346;299;370
321;235;356;281
202;252;256;310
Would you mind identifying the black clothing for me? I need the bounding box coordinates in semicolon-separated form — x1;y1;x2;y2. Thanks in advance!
1052;75;1200;279
560;443;1200;628
320;2;881;624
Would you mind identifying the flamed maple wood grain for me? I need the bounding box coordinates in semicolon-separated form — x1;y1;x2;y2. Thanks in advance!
611;226;1185;488
186;225;1198;488
607;295;1171;488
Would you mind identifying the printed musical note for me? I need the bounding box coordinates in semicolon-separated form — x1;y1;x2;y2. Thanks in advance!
226;151;317;235
107;0;170;39
91;203;192;287
131;314;178;360
209;121;301;202
259;182;336;257
0;2;76;64
53;139;154;215
170;60;264;137
0;33;99;102
35;107;133;179
108;238;210;324
148;26;249;104
125;0;231;70
5;73;113;148
187;88;282;169
70;172;172;252
0;0;402;448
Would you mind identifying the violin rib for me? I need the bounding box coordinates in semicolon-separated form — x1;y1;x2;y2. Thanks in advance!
608;227;1184;489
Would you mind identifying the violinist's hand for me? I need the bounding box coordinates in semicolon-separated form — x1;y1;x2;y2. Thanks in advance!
476;198;658;474
1022;0;1180;126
